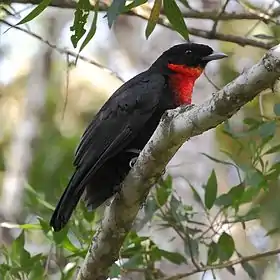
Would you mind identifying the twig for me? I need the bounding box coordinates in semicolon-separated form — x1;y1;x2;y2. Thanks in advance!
203;71;221;90
131;6;276;50
244;0;277;37
44;244;53;277
210;0;231;35
0;19;124;82
161;247;280;280
61;53;71;120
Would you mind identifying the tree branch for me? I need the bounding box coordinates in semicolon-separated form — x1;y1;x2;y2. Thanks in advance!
131;6;275;50
1;0;279;20
162;247;280;280
1;0;276;49
0;19;124;82
76;45;280;280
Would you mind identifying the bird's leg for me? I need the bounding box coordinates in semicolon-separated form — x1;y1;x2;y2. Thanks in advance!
126;148;141;168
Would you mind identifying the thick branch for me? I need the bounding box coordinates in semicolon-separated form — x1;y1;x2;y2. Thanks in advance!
76;45;280;279
1;0;276;49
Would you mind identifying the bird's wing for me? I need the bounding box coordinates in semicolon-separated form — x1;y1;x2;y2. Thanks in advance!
50;72;166;231
74;71;166;170
72;71;166;190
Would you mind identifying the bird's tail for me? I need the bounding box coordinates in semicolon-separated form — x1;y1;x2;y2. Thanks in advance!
50;171;86;232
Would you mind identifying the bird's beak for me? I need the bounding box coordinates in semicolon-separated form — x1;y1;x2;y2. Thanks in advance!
202;52;228;61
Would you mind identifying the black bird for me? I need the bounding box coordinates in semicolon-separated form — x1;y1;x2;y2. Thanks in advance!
50;42;227;231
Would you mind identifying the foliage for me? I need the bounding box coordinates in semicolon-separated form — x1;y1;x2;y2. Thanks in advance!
3;100;280;279
16;0;189;51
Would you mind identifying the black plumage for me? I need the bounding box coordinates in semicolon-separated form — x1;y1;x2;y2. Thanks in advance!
50;43;227;231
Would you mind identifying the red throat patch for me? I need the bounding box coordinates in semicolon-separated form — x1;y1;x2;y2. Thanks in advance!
167;64;203;105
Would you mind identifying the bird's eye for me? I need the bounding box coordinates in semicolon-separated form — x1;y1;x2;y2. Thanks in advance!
185;50;192;54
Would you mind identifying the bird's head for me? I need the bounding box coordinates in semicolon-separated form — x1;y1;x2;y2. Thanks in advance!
151;43;228;104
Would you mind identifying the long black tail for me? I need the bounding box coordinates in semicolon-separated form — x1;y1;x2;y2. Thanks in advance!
50;170;86;232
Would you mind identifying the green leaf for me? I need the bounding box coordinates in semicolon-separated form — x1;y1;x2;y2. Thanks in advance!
122;254;143;269
243;118;262;127
79;1;99;53
241;262;257;279
188;181;204;207
274;103;280;116
70;0;92;48
158;249;186;264
156;177;172;206
215;182;245;209
145;0;162;39
20;249;31;272
207;242;218;264
61;236;79;252
0;264;11;277
246;169;266;189
135;197;158;231
217;232;235;261
109;264;121;278
25;183;55;210
122;0;148;12
38;217;51;234
11;231;26;265
169;194;180;211
233;206;260;223
264;143;280;155
17;0;52;25
265;227;280;236
184;237;199;259
0;221;41;230
259;121;276;138
107;0;126;28
28;259;45;279
204;170;218;209
53;226;69;245
163;0;189;39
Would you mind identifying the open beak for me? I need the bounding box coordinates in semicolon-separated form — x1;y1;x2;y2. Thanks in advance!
202;52;228;62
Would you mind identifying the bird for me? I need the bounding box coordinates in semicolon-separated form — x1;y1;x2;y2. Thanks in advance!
50;42;227;231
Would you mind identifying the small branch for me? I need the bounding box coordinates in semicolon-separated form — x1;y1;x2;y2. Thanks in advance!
0;19;124;82
162;247;280;280
210;0;230;35
1;0;277;49
131;6;276;50
76;44;280;280
1;0;278;21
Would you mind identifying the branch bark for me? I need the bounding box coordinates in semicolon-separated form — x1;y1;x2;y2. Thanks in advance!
76;45;280;280
162;247;280;280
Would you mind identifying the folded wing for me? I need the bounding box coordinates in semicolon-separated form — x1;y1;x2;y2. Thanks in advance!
50;72;166;231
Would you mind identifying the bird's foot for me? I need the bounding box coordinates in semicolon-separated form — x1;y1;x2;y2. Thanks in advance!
129;157;138;168
126;148;141;168
180;103;196;111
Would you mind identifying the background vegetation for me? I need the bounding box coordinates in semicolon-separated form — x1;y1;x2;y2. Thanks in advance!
1;0;280;279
